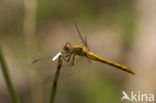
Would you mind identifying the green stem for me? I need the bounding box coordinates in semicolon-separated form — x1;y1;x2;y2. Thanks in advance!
0;46;20;103
50;56;62;103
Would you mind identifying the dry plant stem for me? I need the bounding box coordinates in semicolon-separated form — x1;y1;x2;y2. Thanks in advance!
23;0;43;102
50;56;63;103
0;47;20;103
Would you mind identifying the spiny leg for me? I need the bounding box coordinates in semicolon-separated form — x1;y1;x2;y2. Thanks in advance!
71;54;75;66
61;53;72;62
61;51;68;54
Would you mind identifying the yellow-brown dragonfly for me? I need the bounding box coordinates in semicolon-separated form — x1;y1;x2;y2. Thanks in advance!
32;22;135;81
52;22;135;75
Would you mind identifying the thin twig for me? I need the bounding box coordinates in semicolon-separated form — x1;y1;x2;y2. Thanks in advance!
0;46;20;103
50;56;63;103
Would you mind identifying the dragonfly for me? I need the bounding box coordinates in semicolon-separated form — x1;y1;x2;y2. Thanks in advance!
52;22;135;75
31;22;135;82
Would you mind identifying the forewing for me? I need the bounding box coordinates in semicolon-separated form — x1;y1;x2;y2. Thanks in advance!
73;21;89;49
30;56;59;80
43;55;90;84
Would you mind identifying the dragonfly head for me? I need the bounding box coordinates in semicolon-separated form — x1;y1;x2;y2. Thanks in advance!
63;42;72;53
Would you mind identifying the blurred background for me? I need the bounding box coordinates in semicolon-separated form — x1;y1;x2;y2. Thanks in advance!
0;0;156;103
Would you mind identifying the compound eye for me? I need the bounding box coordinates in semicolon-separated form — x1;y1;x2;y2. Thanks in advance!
67;42;71;47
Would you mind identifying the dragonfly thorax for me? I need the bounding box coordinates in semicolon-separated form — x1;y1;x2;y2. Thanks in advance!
63;42;89;56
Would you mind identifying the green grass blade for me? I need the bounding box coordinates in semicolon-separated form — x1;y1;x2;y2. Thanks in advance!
50;56;62;103
0;46;20;103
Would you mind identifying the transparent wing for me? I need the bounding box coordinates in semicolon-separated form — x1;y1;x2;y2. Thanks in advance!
43;55;90;84
30;55;90;85
73;21;89;49
29;56;59;83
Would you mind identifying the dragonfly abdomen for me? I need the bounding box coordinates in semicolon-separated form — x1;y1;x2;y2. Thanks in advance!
87;52;136;75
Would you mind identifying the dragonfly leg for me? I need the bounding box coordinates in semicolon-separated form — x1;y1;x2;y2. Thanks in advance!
61;53;72;62
61;51;68;54
65;54;71;57
71;54;75;66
